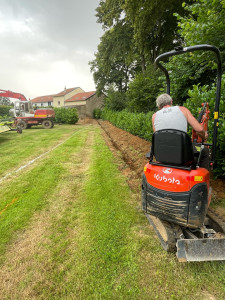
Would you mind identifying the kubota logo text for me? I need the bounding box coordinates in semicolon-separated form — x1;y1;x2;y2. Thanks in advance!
154;174;180;185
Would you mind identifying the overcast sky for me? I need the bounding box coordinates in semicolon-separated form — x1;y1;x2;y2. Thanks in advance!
0;0;103;99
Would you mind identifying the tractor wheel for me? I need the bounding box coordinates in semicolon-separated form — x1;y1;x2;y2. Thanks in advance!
17;126;22;134
42;120;53;129
17;120;27;129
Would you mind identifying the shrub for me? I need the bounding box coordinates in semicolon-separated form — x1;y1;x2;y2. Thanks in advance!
93;108;102;119
186;79;225;178
0;105;11;117
101;108;154;141
54;107;79;124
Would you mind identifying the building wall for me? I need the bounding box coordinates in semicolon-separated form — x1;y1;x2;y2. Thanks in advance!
53;88;84;107
64;94;104;119
75;105;87;119
64;100;86;107
85;94;104;117
33;101;53;107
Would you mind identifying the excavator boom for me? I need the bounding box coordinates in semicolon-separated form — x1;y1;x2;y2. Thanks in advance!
0;89;27;101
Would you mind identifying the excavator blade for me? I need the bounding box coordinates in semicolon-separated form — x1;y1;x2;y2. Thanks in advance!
177;238;225;262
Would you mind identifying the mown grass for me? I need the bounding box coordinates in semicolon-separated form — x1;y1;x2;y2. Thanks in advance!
30;129;142;299
27;129;225;299
0;125;89;261
0;124;80;177
0;125;225;299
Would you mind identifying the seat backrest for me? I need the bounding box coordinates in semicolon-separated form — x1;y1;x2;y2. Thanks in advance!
152;129;195;165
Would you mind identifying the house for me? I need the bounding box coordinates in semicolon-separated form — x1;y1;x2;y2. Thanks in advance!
65;91;104;118
30;95;54;107
53;87;84;107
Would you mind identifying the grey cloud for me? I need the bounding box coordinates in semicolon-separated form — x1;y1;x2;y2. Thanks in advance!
0;0;102;98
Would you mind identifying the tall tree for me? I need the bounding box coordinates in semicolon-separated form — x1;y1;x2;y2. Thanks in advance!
0;97;11;106
90;21;139;95
124;0;192;66
96;0;125;29
166;0;225;103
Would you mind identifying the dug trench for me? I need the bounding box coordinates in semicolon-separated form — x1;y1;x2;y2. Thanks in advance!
97;119;225;219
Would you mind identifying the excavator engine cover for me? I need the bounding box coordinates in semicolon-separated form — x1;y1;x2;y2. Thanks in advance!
142;169;209;228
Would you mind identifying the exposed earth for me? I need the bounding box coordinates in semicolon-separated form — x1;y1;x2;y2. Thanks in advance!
94;119;225;217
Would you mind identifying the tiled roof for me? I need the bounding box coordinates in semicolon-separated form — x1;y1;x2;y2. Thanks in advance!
54;87;79;97
65;91;96;102
31;95;54;103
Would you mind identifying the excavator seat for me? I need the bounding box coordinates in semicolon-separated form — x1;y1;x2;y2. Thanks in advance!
150;129;196;168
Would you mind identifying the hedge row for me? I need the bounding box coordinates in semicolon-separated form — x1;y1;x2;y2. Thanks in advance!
53;107;79;124
101;108;154;141
99;106;224;178
186;83;225;178
0;105;11;118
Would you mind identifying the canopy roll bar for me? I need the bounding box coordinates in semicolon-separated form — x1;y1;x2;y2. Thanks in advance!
154;44;222;165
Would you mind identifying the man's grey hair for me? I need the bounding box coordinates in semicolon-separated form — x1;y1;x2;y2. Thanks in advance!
156;93;172;109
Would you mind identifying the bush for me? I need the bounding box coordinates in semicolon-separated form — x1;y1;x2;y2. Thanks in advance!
0;105;11;117
104;89;127;111
126;65;164;113
101;108;154;141
54;107;79;124
185;79;225;178
93;108;102;119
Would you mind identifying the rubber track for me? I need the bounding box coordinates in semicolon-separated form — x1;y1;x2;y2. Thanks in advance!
145;214;177;252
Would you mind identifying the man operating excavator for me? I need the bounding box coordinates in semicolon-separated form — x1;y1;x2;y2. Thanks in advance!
152;93;209;170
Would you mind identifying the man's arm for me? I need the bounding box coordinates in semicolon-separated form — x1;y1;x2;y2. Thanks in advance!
179;106;207;140
152;113;156;132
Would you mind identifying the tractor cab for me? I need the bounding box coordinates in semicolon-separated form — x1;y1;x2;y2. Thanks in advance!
9;101;34;118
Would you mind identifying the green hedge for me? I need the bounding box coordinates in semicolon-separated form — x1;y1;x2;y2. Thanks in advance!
101;100;224;178
0;105;11;118
93;108;102;119
101;108;154;141
54;107;79;124
186;81;225;178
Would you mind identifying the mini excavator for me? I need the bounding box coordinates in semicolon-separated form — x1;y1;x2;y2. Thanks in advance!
142;45;225;262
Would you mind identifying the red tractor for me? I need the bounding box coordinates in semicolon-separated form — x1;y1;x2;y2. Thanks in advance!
142;45;225;262
0;89;55;129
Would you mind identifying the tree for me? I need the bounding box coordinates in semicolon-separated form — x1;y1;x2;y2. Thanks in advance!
124;0;193;66
91;0;194;109
165;0;225;103
0;97;11;106
90;21;139;95
104;87;127;111
126;65;164;113
96;0;125;29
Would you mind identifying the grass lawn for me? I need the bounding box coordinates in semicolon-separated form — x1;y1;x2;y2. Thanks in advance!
0;124;224;299
0;124;81;177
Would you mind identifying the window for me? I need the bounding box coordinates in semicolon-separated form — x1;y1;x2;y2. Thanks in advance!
48;102;51;106
58;101;60;106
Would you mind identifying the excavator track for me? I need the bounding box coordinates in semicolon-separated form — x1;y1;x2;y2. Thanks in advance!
146;208;225;262
145;214;182;253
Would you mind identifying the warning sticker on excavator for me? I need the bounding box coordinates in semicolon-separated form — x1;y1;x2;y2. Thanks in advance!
194;176;203;181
